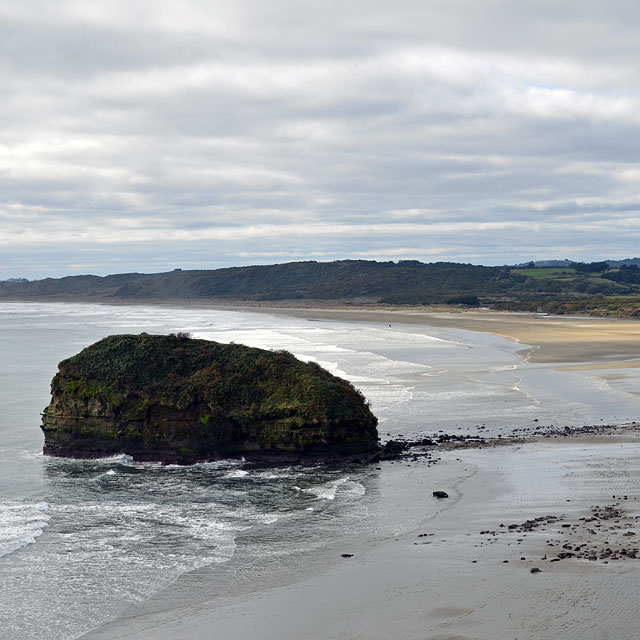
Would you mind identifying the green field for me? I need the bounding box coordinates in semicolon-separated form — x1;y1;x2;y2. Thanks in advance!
511;267;577;280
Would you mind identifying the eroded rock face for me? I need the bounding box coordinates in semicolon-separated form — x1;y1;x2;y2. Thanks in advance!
41;334;379;464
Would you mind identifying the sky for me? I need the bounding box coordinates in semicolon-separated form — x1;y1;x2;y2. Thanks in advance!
2;0;640;279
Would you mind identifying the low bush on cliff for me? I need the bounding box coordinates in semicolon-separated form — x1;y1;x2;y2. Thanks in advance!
53;333;377;435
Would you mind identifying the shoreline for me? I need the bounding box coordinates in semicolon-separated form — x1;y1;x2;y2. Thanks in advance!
225;304;640;365
4;297;640;364
80;435;640;640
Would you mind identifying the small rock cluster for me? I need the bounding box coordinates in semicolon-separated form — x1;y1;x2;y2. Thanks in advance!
541;504;640;562
474;504;639;567
379;422;640;467
379;432;489;460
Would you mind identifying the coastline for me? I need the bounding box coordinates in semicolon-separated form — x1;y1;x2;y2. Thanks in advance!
4;296;640;364
71;301;640;640
223;304;640;365
80;436;640;640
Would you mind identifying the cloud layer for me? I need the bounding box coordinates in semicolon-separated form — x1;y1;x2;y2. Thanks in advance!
2;1;639;277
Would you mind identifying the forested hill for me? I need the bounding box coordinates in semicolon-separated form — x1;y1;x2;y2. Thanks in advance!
0;261;515;303
2;260;640;316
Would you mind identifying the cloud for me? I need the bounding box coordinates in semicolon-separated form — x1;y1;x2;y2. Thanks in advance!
1;0;640;278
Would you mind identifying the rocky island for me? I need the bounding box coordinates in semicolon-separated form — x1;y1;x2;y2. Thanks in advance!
41;333;379;464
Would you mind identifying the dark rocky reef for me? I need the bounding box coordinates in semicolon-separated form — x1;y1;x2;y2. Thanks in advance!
41;333;379;464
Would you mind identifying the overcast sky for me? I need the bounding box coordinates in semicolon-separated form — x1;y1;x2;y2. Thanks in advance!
2;1;639;278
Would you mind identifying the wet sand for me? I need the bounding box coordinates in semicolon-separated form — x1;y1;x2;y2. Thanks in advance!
8;297;640;364
81;438;640;640
222;305;640;365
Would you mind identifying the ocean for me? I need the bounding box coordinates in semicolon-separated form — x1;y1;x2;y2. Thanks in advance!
2;302;640;639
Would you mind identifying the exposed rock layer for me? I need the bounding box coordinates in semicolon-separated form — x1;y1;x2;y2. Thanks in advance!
41;334;379;464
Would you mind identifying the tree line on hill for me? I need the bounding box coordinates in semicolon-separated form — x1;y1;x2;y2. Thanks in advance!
1;259;640;316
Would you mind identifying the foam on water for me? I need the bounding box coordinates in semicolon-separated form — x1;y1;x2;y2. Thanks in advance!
0;502;50;558
225;469;250;479
300;477;358;500
0;454;374;640
92;469;117;481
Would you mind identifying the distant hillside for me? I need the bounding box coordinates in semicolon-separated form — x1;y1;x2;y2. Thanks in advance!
514;257;640;268
513;259;573;268
606;257;640;268
0;261;524;304
1;259;640;317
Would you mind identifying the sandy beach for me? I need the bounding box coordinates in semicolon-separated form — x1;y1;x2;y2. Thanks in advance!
15;297;640;364
82;438;640;640
222;304;640;365
75;307;640;640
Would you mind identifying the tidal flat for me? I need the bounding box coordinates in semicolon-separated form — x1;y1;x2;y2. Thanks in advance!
83;439;640;640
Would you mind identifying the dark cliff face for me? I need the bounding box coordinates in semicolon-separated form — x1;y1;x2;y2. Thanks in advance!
41;334;379;464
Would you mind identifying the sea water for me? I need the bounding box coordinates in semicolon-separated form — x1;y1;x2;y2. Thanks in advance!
2;302;640;640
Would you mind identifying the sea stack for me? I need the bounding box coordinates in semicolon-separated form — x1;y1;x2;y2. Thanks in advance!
41;333;379;464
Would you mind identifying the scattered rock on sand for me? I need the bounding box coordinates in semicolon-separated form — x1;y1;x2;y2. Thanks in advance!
495;504;639;567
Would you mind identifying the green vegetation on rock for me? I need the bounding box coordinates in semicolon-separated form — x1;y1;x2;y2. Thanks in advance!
41;334;379;464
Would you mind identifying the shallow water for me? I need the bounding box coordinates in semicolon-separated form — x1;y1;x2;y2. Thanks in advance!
2;302;640;639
